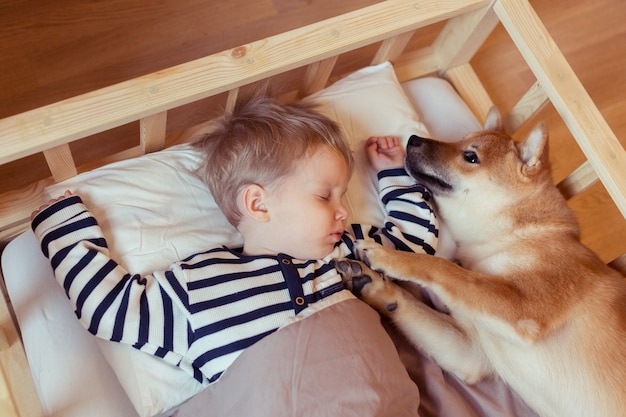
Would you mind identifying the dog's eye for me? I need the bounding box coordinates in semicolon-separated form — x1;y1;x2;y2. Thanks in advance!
463;151;480;164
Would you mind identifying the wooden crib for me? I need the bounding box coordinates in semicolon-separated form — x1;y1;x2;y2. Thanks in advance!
1;0;624;415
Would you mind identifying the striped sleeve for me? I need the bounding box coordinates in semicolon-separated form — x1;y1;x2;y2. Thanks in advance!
348;168;438;255
31;196;190;367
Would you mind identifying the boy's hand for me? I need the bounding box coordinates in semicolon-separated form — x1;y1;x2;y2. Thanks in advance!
31;190;73;220
365;136;406;172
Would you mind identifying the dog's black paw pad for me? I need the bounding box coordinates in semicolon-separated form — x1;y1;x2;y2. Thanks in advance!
385;302;398;312
334;259;351;275
350;261;363;274
352;275;373;297
334;259;363;277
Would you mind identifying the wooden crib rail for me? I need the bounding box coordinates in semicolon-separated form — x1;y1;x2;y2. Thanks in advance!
0;2;624;415
0;0;492;243
0;0;489;167
0;0;624;262
43;144;77;183
439;0;626;221
493;0;626;217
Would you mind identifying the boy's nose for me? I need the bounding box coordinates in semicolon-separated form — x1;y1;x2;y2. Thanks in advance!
336;204;349;221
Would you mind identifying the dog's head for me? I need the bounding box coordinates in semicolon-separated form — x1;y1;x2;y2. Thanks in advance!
405;108;556;241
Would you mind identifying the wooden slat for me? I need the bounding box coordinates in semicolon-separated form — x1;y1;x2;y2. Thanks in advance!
434;2;499;71
225;88;239;113
0;341;46;417
0;178;53;241
393;46;441;81
0;224;30;244
0;0;490;166
78;145;144;174
556;160;598;200
503;81;548;134
302;56;339;97
494;0;626;219
445;63;494;122
140;111;168;154
433;2;499;123
0;328;7;352
371;30;416;65
42;144;77;182
0;356;19;417
227;79;271;111
0;275;45;417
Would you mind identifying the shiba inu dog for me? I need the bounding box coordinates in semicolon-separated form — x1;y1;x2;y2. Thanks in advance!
336;109;626;417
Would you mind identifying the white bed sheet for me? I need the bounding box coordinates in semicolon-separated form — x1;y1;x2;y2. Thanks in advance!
1;75;484;417
2;230;139;416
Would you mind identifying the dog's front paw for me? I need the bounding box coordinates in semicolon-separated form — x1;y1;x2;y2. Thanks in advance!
353;240;391;275
334;258;399;313
334;259;373;297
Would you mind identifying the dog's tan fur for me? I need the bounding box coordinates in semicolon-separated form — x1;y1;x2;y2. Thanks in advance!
337;109;626;417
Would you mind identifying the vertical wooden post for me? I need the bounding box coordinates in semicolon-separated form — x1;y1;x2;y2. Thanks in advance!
432;4;499;121
503;81;548;134
43;143;77;182
445;63;494;122
434;4;499;71
371;31;416;65
302;56;338;97
494;0;626;218
140;111;168;154
225;88;240;113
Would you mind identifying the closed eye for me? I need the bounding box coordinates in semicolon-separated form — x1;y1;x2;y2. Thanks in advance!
463;151;480;164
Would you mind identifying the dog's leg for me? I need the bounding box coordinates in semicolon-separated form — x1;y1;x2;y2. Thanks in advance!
335;259;493;383
353;241;547;344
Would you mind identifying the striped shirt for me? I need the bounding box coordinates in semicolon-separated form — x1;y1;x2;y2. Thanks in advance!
32;168;438;385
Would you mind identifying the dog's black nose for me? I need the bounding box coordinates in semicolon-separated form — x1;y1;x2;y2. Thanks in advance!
407;134;426;147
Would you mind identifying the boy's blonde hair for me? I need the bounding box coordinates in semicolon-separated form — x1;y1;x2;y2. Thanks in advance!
193;96;353;226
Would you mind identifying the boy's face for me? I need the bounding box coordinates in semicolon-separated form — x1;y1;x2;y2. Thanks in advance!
264;145;351;260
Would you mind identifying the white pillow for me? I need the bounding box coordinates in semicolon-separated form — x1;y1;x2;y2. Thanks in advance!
303;62;430;228
401;76;481;142
46;146;236;416
47;146;243;275
44;61;431;416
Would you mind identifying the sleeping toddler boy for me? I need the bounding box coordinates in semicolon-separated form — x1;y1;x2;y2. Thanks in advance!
31;96;438;386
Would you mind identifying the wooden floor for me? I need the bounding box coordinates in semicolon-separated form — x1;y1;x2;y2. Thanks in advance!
0;0;624;263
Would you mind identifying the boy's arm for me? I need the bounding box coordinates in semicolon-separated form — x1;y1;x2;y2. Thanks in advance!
375;168;438;254
355;136;438;255
31;194;190;362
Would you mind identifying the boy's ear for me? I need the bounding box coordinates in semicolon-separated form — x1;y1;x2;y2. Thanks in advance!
241;184;270;222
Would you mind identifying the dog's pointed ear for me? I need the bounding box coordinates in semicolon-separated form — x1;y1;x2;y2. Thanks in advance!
483;107;503;132
518;121;549;176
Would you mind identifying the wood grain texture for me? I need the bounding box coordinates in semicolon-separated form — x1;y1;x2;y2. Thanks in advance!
0;0;624;261
494;0;626;218
43;143;77;182
0;2;624;412
0;0;488;166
